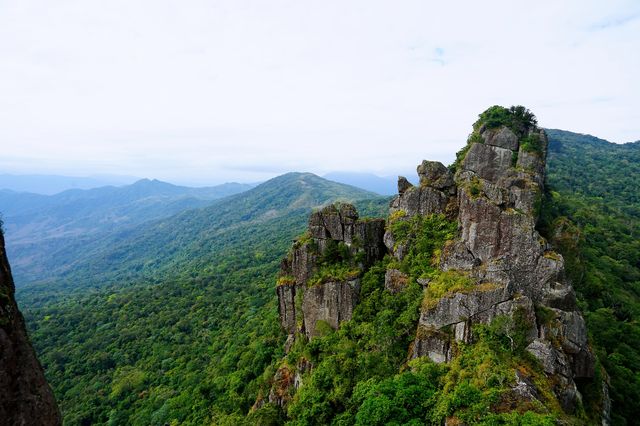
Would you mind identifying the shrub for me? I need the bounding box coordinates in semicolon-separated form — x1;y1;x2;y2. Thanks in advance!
473;105;538;136
422;270;476;310
520;134;543;155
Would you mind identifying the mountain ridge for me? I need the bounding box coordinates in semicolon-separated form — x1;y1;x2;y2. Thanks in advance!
0;179;254;284
258;106;602;424
13;126;639;425
16;172;387;292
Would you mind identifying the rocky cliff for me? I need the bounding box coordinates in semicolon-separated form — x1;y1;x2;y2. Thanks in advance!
265;106;605;422
403;109;595;413
0;229;61;425
277;203;386;342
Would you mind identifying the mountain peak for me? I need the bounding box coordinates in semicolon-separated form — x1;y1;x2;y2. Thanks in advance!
264;106;601;423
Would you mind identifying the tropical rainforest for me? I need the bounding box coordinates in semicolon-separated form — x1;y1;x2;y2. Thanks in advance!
3;128;639;425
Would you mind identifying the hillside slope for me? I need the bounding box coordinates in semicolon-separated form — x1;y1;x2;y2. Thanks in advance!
19;173;383;292
542;129;640;424
18;174;388;425
0;179;252;284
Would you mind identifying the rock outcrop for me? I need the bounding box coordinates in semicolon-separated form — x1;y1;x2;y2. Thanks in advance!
0;230;61;425
402;116;595;412
277;203;385;340
269;106;601;419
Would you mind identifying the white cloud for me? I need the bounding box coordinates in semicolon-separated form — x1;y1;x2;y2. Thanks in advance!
0;0;638;183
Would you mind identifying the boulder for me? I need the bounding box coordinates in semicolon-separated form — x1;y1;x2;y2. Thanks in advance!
397;176;413;194
417;160;455;192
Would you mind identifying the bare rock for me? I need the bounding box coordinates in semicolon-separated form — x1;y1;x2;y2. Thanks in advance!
417;160;455;191
526;338;571;377
397;176;413;194
419;285;510;330
291;243;317;285
412;326;453;363
462;143;514;183
482;126;519;151
354;219;387;267
302;280;360;339
276;284;297;334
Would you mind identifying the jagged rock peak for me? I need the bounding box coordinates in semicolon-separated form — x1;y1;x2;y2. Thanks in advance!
266;106;605;422
405;105;596;413
0;229;61;425
277;203;386;340
417;160;455;191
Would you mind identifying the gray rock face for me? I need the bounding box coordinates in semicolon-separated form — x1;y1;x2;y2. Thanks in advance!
409;124;594;413
397;176;413;194
389;186;451;219
412;326;452;363
0;232;61;426
388;161;457;223
276;284;297;335
302;280;360;339
417;160;455;192
462;143;514;183
483;126;519;151
276;203;386;342
289;243;317;286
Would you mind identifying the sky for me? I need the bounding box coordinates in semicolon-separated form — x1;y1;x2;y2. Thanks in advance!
1;0;639;185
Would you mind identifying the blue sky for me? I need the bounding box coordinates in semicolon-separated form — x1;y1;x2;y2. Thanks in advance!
1;0;639;184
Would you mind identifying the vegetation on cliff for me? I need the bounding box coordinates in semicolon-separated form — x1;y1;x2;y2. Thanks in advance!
253;210;564;425
11;127;639;425
19;176;388;425
541;129;640;424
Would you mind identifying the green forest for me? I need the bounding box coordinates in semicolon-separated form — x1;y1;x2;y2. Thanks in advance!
541;129;640;425
15;130;640;425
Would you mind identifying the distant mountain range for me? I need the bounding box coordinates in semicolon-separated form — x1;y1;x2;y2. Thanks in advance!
0;178;254;284
0;170;406;198
0;173;140;195
2;173;383;287
323;171;402;195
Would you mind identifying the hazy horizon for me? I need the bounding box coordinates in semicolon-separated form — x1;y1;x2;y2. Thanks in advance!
2;1;639;183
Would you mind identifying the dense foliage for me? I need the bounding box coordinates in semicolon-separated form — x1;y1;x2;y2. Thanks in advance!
248;214;568;425
18;175;388;425
12;130;640;425
473;105;538;135
542;129;640;425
